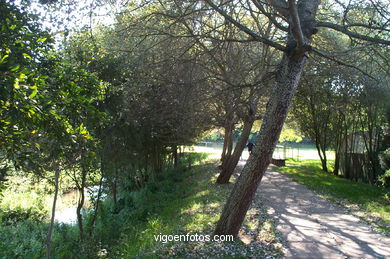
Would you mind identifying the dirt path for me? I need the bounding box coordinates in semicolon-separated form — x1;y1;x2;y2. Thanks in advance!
258;169;390;258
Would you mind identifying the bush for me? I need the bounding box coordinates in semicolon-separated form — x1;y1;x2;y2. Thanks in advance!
379;148;390;171
0;152;208;258
0;219;47;258
378;169;390;187
0;207;46;225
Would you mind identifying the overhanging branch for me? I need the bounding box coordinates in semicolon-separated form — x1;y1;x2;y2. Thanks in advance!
204;0;286;51
250;0;288;32
317;22;390;45
310;47;377;81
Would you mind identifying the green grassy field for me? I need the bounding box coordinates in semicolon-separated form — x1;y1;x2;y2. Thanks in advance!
277;159;390;234
193;143;334;160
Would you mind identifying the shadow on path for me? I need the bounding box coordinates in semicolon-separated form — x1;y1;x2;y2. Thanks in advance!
255;168;390;258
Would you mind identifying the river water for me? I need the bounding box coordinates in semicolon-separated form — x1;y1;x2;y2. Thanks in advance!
55;186;101;224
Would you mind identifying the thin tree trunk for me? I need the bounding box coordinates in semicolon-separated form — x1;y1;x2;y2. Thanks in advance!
321;146;328;173
77;168;87;240
87;174;103;236
216;119;254;184
221;126;229;162
47;167;60;259
214;50;309;236
333;150;340;175
221;124;234;165
333;119;343;176
315;141;328;172
226;126;234;159
173;145;178;168
112;169;117;205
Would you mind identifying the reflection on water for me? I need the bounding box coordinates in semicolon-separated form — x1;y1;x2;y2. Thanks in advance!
55;186;101;224
56;207;77;224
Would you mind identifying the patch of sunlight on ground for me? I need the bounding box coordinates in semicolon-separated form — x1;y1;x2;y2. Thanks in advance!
208;202;222;209
194;190;211;198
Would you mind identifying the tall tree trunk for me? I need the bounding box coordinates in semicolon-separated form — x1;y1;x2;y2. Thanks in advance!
216;119;254;184
321;146;328;172
87;174;103;236
214;49;310;236
173;144;178;168
333;120;343;176
220;126;229;162
226;126;234;159
221;124;234;165
46;167;60;259
315;142;328;172
112;170;117;205
333;150;340;175
77;168;87;240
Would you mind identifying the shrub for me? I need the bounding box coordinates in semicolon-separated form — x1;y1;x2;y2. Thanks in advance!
379;148;390;171
378;169;390;187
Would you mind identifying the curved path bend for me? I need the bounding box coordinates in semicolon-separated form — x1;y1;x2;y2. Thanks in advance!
258;169;390;258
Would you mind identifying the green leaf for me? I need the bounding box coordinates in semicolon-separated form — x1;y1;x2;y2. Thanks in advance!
29;88;38;99
10;64;20;71
13;78;20;89
37;37;47;43
0;54;9;64
22;53;32;60
19;73;27;80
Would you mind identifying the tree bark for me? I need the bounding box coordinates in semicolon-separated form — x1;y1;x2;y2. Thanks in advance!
216;119;254;184
112;172;117;205
173;144;178;168
214;52;308;236
333;150;340;175
77;167;87;240
320;146;328;172
87;173;103;236
46;167;60;259
220;124;234;165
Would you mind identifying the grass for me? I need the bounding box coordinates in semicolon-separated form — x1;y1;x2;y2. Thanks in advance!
111;158;284;258
276;159;390;234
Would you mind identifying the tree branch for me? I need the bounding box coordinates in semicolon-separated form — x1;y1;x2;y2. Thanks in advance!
251;0;288;32
265;0;289;17
317;22;390;45
310;47;377;81
288;0;304;47
204;0;286;51
341;22;390;33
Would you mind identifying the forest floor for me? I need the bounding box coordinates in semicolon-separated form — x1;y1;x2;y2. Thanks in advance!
258;167;390;258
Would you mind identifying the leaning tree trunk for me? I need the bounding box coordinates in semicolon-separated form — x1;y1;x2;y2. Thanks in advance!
214;42;314;235
216;119;254;184
220;124;234;165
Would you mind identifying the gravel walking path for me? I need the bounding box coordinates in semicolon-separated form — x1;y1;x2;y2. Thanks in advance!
258;169;390;258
